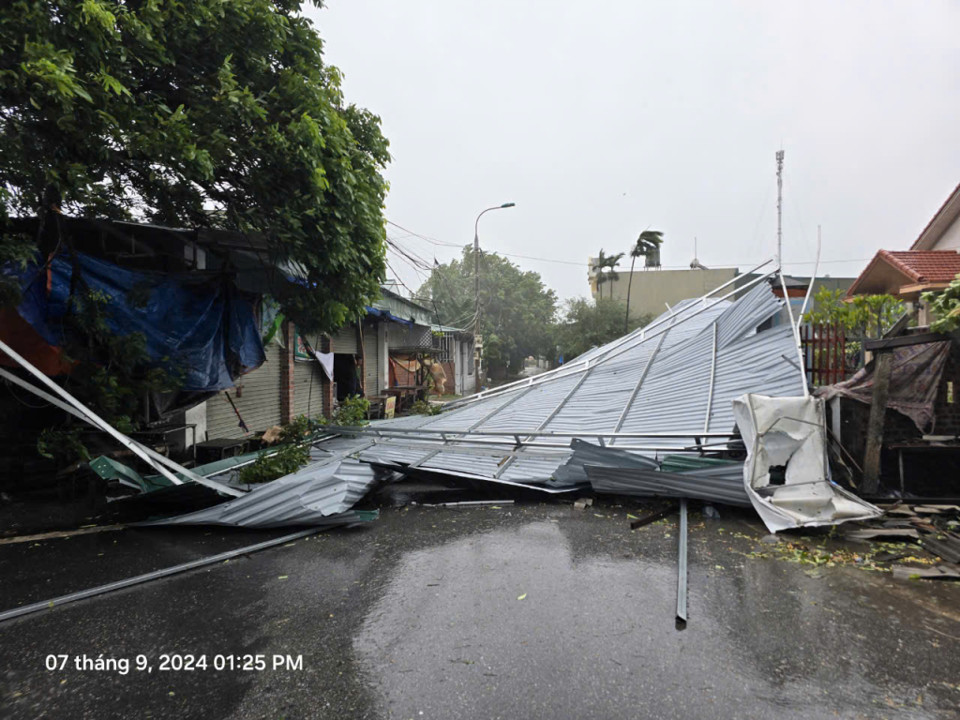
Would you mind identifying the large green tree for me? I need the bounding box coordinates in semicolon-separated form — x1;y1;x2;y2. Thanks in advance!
420;248;557;378
0;0;388;332
555;297;650;362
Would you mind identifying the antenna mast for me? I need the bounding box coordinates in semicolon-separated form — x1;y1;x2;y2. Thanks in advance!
775;150;784;267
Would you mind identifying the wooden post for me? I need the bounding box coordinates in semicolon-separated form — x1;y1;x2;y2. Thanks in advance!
862;351;892;494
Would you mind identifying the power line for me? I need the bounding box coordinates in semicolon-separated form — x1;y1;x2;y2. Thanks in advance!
385;219;871;276
386;220;462;248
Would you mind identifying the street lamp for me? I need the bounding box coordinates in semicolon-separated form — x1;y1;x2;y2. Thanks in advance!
473;202;516;387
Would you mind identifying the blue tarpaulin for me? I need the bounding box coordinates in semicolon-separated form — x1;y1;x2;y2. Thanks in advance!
3;252;265;392
364;306;414;326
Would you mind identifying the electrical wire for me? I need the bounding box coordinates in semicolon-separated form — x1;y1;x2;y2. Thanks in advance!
387;218;868;273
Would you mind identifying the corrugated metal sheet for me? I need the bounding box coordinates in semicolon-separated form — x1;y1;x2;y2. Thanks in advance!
145;458;382;528
586;465;751;507
206;343;283;440
347;279;806;491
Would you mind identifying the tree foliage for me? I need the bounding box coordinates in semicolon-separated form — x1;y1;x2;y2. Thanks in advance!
624;229;663;331
922;273;960;334
555;297;651;362
591;249;623;301
0;0;389;332
803;288;904;338
419;248;557;377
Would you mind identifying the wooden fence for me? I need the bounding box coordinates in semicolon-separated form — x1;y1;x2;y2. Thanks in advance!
800;323;847;387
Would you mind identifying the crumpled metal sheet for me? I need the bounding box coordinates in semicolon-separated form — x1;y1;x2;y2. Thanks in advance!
141;458;383;528
586;464;752;507
732;393;882;532
552;438;659;488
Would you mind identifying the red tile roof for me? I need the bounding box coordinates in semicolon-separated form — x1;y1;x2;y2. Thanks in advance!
878;250;960;283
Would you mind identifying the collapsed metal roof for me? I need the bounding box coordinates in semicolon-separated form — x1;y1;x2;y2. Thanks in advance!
335;270;808;488
141;458;385;528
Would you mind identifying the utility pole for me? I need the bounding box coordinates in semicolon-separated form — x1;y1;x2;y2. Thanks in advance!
472;203;515;389
776;149;784;267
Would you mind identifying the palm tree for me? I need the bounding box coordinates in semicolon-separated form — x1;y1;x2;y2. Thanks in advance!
624;230;664;332
600;250;623;301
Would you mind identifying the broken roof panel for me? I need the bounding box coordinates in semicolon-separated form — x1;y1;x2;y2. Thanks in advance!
339;274;807;487
143;458;383;528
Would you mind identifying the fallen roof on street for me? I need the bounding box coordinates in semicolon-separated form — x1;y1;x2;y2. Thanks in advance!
333;268;807;491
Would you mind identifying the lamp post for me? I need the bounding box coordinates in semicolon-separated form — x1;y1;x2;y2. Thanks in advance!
473;202;516;388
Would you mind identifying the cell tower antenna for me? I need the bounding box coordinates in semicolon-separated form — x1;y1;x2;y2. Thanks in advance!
775;150;785;267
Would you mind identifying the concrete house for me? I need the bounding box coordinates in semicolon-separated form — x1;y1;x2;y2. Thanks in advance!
847;182;960;323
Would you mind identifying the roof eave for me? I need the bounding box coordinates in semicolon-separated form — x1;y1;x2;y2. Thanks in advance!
910;182;960;251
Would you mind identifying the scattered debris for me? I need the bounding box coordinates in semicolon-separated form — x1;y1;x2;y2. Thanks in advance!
843;528;921;541
629;503;676;530
921;536;960;564
423;500;515;508
892;565;960;581
573;498;594;510
0;524;123;545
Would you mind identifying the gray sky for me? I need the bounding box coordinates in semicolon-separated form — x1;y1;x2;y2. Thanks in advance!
306;1;960;302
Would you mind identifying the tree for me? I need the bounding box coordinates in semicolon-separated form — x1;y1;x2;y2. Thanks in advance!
922;273;960;333
420;248;557;379
803;288;905;367
591;249;623;301
624;230;663;332
1;0;389;333
555;297;651;362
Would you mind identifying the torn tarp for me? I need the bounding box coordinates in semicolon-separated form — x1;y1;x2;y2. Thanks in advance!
1;250;265;391
816;340;951;434
733;394;881;532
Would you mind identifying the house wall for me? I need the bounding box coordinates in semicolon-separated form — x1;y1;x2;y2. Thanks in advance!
595;268;739;319
927;212;960;251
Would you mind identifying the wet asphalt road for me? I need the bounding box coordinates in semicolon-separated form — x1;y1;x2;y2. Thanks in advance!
1;501;959;720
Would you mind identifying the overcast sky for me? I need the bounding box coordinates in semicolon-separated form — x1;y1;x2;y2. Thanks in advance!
306;1;960;302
